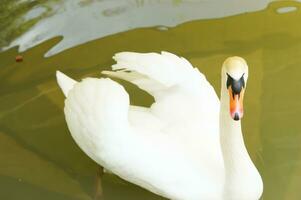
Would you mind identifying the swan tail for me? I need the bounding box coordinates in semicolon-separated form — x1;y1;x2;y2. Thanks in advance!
103;51;208;97
56;71;77;97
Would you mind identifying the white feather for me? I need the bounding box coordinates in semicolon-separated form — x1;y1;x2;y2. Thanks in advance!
56;52;262;200
56;71;77;97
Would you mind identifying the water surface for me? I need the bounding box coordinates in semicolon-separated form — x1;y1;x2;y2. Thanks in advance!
1;1;301;199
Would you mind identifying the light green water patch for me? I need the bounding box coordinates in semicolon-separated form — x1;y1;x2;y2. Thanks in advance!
0;0;61;47
0;1;301;199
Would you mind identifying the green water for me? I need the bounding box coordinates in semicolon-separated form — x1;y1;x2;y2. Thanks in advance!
1;1;301;199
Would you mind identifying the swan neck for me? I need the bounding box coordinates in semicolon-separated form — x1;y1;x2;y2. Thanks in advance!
220;85;259;198
220;88;248;170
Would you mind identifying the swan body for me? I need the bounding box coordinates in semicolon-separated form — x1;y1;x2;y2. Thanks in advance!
56;52;263;200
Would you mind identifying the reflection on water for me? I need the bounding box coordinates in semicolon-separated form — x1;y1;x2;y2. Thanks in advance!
1;0;279;57
0;0;57;48
1;1;301;199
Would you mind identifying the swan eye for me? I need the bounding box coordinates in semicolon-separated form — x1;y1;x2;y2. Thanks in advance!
226;73;245;95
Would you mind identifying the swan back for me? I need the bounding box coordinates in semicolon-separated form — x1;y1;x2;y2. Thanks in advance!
56;52;226;200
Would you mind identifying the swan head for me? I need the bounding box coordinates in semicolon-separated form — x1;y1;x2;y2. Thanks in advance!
222;56;248;121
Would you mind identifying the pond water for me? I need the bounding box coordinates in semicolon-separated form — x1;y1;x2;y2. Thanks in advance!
1;0;301;200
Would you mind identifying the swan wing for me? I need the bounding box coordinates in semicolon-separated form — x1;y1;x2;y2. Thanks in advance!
103;51;224;192
103;52;219;130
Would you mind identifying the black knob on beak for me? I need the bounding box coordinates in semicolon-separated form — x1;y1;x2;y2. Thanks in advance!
226;73;245;96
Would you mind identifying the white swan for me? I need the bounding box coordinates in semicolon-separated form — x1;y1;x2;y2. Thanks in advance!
56;52;263;200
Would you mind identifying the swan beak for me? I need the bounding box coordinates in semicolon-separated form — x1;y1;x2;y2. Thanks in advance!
229;87;244;121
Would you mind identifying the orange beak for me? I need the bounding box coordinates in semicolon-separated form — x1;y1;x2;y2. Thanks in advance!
228;87;244;121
